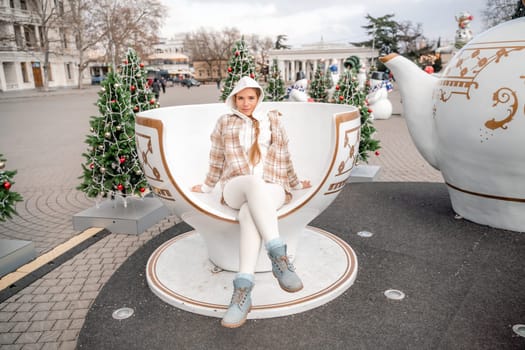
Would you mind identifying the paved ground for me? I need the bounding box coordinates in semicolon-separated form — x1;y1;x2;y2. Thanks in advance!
0;82;453;349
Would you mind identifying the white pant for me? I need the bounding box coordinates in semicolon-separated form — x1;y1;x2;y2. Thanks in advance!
223;175;285;274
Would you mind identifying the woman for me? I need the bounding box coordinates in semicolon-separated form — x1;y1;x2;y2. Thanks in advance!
191;76;311;328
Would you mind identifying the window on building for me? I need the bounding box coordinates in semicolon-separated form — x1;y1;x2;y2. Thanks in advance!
66;63;72;80
20;0;27;10
23;25;36;48
3;62;17;85
9;0;14;8
38;27;45;48
21;62;29;82
14;25;23;47
54;0;64;15
60;28;67;48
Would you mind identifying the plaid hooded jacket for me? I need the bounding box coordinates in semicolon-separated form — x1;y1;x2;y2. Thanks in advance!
204;77;300;203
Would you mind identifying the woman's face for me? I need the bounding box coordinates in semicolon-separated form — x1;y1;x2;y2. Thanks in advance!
235;88;258;116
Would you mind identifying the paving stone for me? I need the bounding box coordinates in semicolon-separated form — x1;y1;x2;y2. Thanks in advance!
31;303;54;313
10;322;30;333
0;332;21;345
58;330;77;342
57;340;76;350
10;312;34;323
50;302;69;312
51;319;71;331
30;295;51;304
68;319;84;330
41;342;60;350
61;285;82;294
45;286;65;295
62;294;80;302
0;321;15;332
46;311;72;321
27;320;55;332
30;312;49;322
38;330;61;343
15;331;42;344
69;309;88;320
1;344;23;350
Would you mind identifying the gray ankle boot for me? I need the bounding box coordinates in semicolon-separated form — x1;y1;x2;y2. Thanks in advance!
221;277;253;328
267;244;303;292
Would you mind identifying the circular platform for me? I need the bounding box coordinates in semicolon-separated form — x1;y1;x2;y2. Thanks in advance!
146;226;358;319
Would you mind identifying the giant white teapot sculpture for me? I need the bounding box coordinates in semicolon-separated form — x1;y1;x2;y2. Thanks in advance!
380;18;525;232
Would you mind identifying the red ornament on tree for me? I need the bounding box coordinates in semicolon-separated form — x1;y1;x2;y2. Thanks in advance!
335;85;340;90
150;98;156;105
123;60;128;64
119;156;126;164
250;73;255;79
235;51;240;56
375;151;380;156
339;95;344;101
130;85;136;91
139;63;144;68
227;67;232;72
368;108;373;113
3;181;11;190
134;106;139;112
111;99;116;104
117;184;124;191
89;163;94;169
139;187;146;193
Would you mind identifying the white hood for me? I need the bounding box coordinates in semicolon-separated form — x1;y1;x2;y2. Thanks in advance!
225;76;265;117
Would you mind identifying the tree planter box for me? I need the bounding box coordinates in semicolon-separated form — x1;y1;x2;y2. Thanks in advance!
73;196;170;235
0;239;37;277
348;164;381;183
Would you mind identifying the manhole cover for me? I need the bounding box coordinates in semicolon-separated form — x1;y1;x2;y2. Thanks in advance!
513;324;525;337
112;307;134;320
357;230;374;238
384;289;405;300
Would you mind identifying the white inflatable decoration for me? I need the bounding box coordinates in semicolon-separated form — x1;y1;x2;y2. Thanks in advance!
367;75;393;120
454;11;474;49
357;66;367;90
287;78;309;102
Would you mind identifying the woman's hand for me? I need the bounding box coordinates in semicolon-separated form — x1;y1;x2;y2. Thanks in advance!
191;184;204;193
300;180;312;189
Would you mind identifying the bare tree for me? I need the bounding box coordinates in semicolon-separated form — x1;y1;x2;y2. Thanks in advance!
482;0;517;29
89;0;166;69
246;34;274;75
30;0;62;91
65;0;105;88
184;27;241;80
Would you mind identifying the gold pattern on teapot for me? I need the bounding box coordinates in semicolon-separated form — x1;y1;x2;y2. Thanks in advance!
438;41;525;103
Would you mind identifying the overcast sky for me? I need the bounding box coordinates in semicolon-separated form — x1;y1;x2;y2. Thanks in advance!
161;0;487;47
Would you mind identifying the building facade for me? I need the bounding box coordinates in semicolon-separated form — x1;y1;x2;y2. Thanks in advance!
0;0;91;92
268;40;377;83
146;35;191;79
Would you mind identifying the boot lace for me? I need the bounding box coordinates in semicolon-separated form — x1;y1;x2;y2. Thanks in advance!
230;287;248;307
273;255;296;273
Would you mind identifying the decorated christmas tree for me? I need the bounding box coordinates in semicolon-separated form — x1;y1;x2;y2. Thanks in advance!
0;154;23;222
333;57;380;163
120;48;159;112
78;71;149;202
220;37;257;101
308;65;330;102
264;60;286;101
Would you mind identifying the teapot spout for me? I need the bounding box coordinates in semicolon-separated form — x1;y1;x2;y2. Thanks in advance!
380;53;440;169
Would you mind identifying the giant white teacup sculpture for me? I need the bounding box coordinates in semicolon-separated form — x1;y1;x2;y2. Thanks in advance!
381;18;525;232
135;102;361;271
